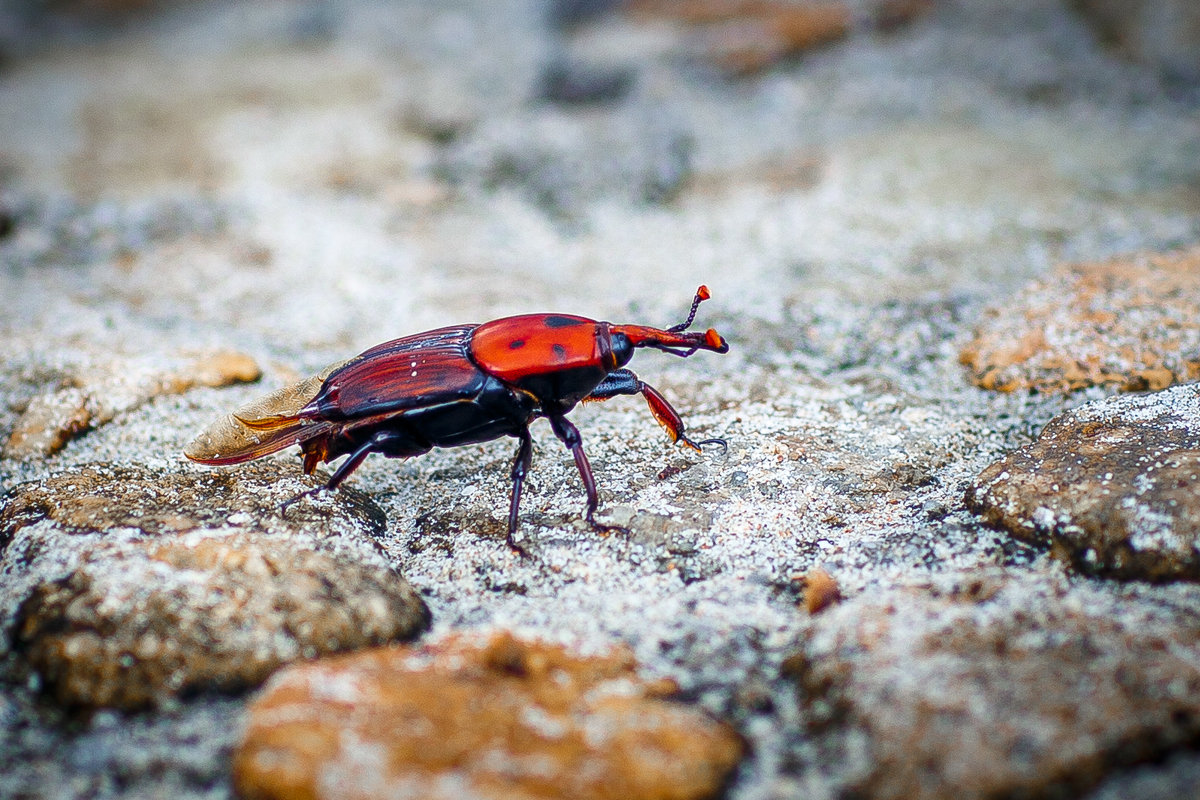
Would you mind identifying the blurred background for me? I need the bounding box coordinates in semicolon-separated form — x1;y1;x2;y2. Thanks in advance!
2;0;1197;365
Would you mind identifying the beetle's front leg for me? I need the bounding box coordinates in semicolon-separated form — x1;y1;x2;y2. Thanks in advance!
585;369;726;453
548;415;626;535
505;427;534;556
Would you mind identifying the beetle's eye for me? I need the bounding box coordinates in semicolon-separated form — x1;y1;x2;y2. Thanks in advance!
610;332;633;367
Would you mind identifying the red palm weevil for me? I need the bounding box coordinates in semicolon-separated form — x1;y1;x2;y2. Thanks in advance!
185;286;729;553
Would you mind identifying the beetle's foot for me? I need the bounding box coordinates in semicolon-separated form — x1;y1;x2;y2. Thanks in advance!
280;485;330;514
679;434;728;454
506;533;533;560
585;512;631;537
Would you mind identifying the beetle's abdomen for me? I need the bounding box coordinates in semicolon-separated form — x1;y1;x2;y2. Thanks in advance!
312;325;486;420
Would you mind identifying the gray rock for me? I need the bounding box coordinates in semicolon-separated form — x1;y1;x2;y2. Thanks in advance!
437;106;693;216
1082;752;1200;800
1073;0;1200;83
787;570;1200;800
967;385;1200;582
2;462;430;709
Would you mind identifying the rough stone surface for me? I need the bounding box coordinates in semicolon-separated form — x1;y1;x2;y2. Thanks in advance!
1;460;381;546
2;462;429;709
235;632;744;800
787;570;1200;800
438;108;696;217
960;247;1200;394
966;385;1200;582
1;0;1199;798
0;693;245;800
1074;0;1200;82
3;350;261;460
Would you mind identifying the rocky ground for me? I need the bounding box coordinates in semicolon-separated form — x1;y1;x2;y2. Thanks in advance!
1;1;1200;798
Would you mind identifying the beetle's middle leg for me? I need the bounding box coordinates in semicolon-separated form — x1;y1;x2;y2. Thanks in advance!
584;369;726;452
281;429;404;513
548;415;625;535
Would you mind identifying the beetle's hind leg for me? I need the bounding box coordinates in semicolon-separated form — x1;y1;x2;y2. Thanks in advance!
584;369;726;453
280;430;399;513
548;415;627;536
505;428;534;556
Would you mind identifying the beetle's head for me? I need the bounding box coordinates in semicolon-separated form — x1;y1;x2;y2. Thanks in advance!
608;285;729;367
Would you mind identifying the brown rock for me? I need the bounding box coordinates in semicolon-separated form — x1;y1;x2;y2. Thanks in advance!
2;387;92;462
185;350;263;388
628;0;930;75
788;571;1200;800
3;349;261;460
3;462;429;709
960;246;1200;394
966;384;1200;582
234;632;745;800
1;461;378;541
1073;0;1200;80
803;568;841;614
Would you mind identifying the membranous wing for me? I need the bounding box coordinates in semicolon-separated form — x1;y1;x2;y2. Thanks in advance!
183;358;347;465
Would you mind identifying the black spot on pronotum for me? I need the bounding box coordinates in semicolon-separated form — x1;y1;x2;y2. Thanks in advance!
509;339;526;349
553;344;567;360
544;315;583;328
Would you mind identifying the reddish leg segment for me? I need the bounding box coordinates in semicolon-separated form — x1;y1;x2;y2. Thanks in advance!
584;369;726;452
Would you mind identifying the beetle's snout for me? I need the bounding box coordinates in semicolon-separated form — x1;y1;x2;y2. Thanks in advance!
675;326;729;353
704;328;729;353
609;286;728;357
679;326;728;354
609;324;730;356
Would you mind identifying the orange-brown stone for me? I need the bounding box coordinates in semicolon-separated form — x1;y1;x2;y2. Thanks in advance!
3;349;261;459
961;246;1200;394
234;632;744;800
628;0;930;75
803;568;841;614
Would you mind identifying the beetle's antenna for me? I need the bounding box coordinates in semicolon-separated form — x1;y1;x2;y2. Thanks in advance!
668;285;711;332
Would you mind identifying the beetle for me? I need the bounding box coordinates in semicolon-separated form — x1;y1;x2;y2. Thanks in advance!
185;286;729;553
